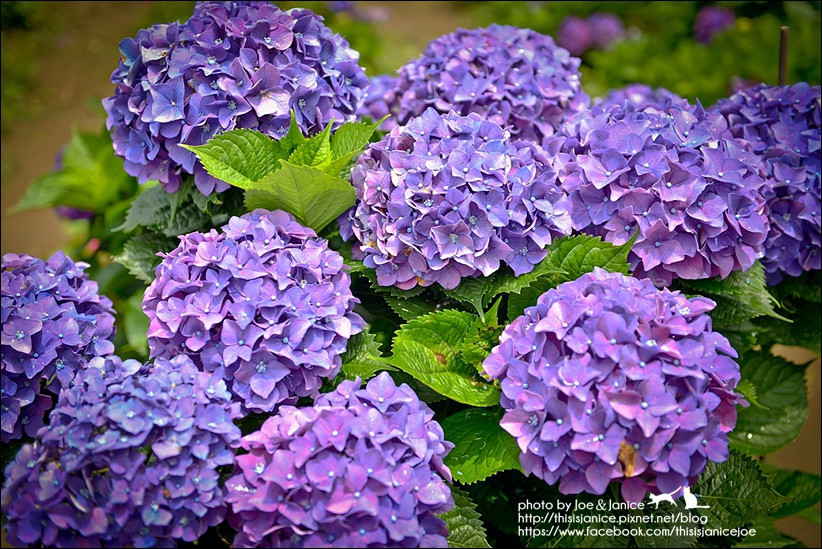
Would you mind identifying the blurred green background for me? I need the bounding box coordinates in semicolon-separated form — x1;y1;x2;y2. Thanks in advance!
1;2;819;546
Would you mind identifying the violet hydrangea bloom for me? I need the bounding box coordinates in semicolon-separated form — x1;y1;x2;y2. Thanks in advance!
712;83;821;284
385;25;589;143
1;354;242;547
556;16;592;57
551;99;770;286
483;268;743;503
143;209;364;413
225;371;454;547
339;108;573;290
1;252;116;443
355;73;399;129
587;13;624;50
103;1;368;196
595;84;687;110
693;5;736;44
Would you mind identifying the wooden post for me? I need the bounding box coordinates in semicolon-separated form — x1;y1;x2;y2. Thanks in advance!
778;26;789;86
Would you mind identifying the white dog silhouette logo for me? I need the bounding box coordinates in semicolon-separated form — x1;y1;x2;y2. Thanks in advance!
647;486;710;509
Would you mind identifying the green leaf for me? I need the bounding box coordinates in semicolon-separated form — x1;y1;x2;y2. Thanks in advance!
288;123;332;168
731;519;802;548
279;111;306;151
330;116;387;159
692;450;785;528
438;487;492;548
505;234;635;319
382;294;440;322
323;116;388;178
12;128;134;213
114;233;176;283
388;310;500;405
680;261;789;325
442;276;502;317
244;161;356;233
182;129;285;189
336;328;393;384
114;184;172;233
729;352;809;454
389;339;499;406
123;293;149;357
441;408;522;484
769;469;822;519
394;309;476;367
159;201;211;237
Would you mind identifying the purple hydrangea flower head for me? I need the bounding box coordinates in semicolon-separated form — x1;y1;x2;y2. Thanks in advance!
225;371;453;547
339;108;573;290
1;252;116;443
385;25;589;143
143;209;364;413
587;13;624;50
694;6;736;44
483;268;743;503
556;16;592;57
1;354;243;547
712;83;821;284
356;73;399;129
595;84;687;110
103;1;368;196
551;99;770;286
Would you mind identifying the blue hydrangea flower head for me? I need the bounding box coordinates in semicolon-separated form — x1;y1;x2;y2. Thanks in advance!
551;99;770;286
1;354;243;547
1;251;116;443
385;25;590;143
694;5;736;44
712;83;821;284
103;1;368;196
483;269;744;503
143;209;364;413
339;108;573;290
225;371;454;547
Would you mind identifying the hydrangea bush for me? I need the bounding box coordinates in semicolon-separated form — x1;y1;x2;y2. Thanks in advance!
340;108;572;289
1;252;116;442
143;209;364;413
103;1;368;195
1;354;242;547
4;2;821;548
551;99;770;286
225;372;454;547
483;269;743;502
712;82;821;284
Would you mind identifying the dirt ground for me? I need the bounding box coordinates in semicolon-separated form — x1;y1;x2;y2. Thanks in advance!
1;2;819;546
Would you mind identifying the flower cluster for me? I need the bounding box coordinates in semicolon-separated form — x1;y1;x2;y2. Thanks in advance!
557;12;625;57
483;269;743;502
103;1;368;196
225;372;454;547
712;83;821;284
356;73;399;128
340;108;573;290
693;5;736;44
595;84;687;110
143;209;363;413
1;252;116;443
551;100;770;285
383;24;589;143
1;354;243;547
